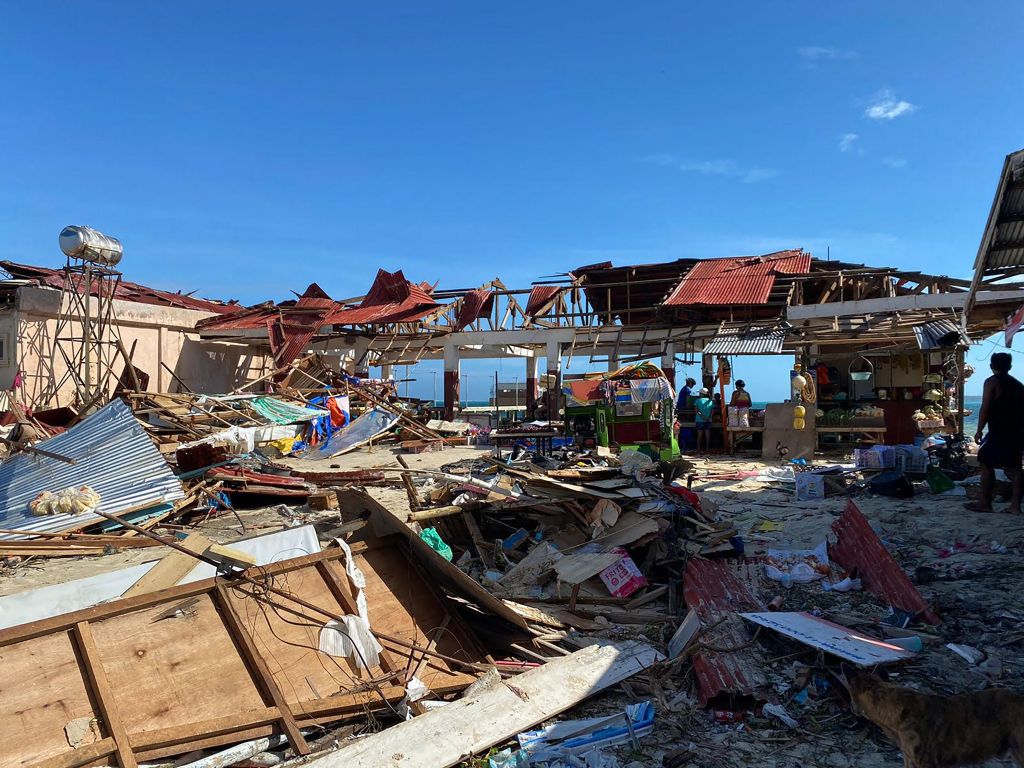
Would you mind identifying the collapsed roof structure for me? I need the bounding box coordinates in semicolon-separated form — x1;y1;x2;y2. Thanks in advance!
196;239;1023;419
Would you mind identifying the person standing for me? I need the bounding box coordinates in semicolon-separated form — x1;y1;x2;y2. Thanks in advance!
970;352;1024;513
694;387;714;452
676;377;696;418
730;380;752;408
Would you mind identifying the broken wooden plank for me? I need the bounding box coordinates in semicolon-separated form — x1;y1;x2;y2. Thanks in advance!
302;641;664;768
120;533;213;598
71;621;138;768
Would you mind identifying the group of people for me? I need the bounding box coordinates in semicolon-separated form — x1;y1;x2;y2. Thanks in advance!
675;376;752;452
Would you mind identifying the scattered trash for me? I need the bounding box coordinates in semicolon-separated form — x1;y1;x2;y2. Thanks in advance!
419;526;454;561
946;643;985;665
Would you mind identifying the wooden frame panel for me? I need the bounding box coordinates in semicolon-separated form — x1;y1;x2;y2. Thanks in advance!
1;543;486;768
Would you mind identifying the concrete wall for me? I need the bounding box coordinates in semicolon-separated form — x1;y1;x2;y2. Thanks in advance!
6;285;273;408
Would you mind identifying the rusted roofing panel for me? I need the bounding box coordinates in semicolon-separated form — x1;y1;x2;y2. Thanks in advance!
269;283;339;372
683;557;768;705
197;302;280;330
663;250;811;307
1;261;239;314
571;259;697;324
327;269;440;325
453;288;494;331
830;499;939;624
524;285;560;317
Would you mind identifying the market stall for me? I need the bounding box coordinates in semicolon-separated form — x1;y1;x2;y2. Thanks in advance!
562;362;678;460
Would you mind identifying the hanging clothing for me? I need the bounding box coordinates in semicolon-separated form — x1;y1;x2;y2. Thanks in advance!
629;377;672;404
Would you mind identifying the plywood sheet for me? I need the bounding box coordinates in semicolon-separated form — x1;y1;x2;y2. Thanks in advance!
89;593;266;736
0;545;487;767
0;631;99;766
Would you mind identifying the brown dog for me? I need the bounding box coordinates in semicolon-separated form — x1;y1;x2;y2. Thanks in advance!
843;672;1024;768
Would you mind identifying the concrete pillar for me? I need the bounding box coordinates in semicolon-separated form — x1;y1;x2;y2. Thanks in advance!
660;342;676;388
607;354;619;373
380;363;393;382
351;339;370;379
546;339;561;420
525;355;539;415
443;344;460;421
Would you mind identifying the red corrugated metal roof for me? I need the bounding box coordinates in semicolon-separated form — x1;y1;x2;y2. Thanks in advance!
326;269;440;325
453;288;494;331
524;285;560;317
663;250;810;307
268;283;339;373
830;499;939;624
198;302;280;330
1;261;240;314
683;557;769;706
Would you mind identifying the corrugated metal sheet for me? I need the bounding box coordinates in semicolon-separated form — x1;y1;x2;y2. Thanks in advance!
453;288;495;330
975;149;1024;274
912;319;969;350
524;285;560;317
0;261;239;314
663;250;811;307
327;269;440;325
703;326;786;355
830;499;939;624
571;259;698;324
0;399;184;538
683;557;769;705
268;283;338;371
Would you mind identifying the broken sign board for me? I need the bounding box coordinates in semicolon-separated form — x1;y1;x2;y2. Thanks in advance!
740;611;916;667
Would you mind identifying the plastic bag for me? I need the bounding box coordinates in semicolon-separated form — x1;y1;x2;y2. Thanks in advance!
926;464;955;494
419;527;453;561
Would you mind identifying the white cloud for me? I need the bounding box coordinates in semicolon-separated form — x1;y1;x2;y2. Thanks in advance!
882;156;908;169
742;168;779;184
838;133;859;152
797;46;857;64
647;156;778;184
864;89;917;121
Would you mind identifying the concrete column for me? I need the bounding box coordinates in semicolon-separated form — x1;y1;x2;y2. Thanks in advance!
546;339;561;420
660;342;675;387
380;363;393;382
351;339;370;379
443;344;460;421
525;355;539;415
607;354;619;373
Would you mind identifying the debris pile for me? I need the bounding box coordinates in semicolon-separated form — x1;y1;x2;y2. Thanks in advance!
0;369;1020;767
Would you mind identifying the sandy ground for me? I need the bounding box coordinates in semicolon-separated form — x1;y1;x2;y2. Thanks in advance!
3;444;1023;767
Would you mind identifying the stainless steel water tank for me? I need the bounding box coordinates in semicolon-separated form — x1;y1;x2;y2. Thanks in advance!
58;225;123;267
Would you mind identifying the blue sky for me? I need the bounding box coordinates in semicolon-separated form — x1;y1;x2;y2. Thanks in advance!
1;3;1021;400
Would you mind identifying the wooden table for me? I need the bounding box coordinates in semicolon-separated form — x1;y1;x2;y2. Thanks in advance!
726;425;764;453
815;426;887;447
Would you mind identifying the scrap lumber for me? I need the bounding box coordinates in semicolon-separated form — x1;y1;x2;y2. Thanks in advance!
301;641;664;768
120;533;213;598
340;488;529;629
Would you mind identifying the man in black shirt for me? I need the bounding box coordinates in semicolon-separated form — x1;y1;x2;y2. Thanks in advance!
971;352;1024;513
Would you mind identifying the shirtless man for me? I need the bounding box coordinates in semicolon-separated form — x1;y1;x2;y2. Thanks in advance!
970;352;1024;513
